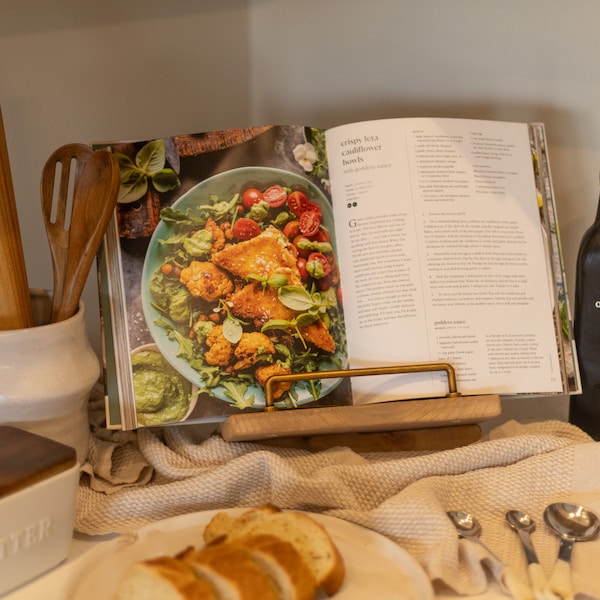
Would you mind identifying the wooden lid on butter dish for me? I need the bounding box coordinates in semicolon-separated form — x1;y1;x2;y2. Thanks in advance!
0;426;77;499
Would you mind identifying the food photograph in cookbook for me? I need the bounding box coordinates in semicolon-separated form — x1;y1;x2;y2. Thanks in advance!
142;167;347;412
99;127;351;429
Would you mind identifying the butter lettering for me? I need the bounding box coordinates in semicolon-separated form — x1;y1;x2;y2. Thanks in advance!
0;517;53;560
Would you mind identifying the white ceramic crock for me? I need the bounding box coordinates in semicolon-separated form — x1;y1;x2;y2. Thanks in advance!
0;289;100;462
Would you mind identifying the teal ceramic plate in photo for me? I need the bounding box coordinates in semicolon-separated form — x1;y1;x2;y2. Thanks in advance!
141;166;345;411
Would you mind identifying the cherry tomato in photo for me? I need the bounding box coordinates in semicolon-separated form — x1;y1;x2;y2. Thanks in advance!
293;234;313;258
287;190;309;216
309;226;331;243
232;217;261;240
328;258;340;285
307;252;332;278
242;187;264;209
263;185;288;208
296;257;309;280
317;274;333;291
283;220;301;240
305;202;322;218
299;208;322;236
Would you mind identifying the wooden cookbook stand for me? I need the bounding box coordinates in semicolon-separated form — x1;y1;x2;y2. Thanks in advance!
220;363;502;452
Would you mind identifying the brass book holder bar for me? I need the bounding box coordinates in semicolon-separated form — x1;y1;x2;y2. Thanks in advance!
263;361;460;409
220;362;501;443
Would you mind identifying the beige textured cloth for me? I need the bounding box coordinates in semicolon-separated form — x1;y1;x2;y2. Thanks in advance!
76;417;600;597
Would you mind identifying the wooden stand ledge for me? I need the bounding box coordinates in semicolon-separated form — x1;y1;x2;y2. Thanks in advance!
220;393;501;443
253;425;484;452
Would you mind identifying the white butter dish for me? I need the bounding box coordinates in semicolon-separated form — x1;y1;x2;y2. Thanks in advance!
0;425;79;595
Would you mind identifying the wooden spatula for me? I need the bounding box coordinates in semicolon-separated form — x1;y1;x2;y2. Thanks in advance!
53;149;120;323
41;143;94;322
0;106;33;329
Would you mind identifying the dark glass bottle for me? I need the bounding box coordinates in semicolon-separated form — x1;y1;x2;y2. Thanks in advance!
570;190;600;439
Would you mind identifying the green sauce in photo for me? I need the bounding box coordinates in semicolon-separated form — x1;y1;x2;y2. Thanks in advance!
132;349;193;426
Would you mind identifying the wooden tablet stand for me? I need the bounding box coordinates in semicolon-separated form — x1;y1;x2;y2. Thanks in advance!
220;362;501;451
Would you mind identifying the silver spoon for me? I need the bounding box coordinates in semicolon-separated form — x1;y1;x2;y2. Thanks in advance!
506;510;552;600
543;502;600;600
447;511;533;600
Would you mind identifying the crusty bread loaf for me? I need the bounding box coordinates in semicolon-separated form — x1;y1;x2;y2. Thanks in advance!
181;542;279;600
116;555;218;600
228;534;317;600
204;507;345;596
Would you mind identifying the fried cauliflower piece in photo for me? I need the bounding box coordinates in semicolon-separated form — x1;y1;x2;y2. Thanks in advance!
204;325;234;366
204;217;226;254
299;319;336;353
179;261;233;302
255;363;293;400
233;332;276;371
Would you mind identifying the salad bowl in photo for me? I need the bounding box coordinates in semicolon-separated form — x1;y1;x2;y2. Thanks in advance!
141;167;347;412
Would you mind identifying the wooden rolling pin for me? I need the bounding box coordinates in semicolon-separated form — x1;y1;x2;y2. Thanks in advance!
0;106;33;329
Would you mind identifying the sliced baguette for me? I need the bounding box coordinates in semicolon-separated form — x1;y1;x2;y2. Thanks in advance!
228;534;317;600
116;555;218;600
205;508;345;596
117;507;344;600
181;542;279;600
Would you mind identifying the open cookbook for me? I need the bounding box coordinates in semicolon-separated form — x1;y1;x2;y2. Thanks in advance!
96;118;580;430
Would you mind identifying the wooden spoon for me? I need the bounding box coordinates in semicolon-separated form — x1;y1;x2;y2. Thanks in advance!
0;105;33;329
41;143;94;322
53;149;120;322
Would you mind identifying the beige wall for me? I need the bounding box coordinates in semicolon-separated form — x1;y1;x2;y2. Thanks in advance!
2;0;598;424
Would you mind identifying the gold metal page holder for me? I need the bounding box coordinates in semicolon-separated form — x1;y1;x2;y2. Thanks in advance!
220;362;501;444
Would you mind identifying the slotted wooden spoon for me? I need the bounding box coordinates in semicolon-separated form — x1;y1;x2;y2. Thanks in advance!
41;143;94;322
53;148;120;322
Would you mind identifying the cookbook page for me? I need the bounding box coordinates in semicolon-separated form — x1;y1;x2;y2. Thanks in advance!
97;125;350;430
326;117;564;403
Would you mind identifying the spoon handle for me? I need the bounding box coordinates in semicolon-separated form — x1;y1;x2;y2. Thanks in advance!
515;530;552;600
469;537;534;600
527;563;557;600
501;566;537;600
0;105;33;329
544;539;574;600
517;529;542;565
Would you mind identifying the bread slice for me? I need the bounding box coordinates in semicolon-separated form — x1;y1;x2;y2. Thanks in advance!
204;508;345;596
116;555;218;600
202;512;237;545
180;542;279;600
203;505;281;545
228;534;317;600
